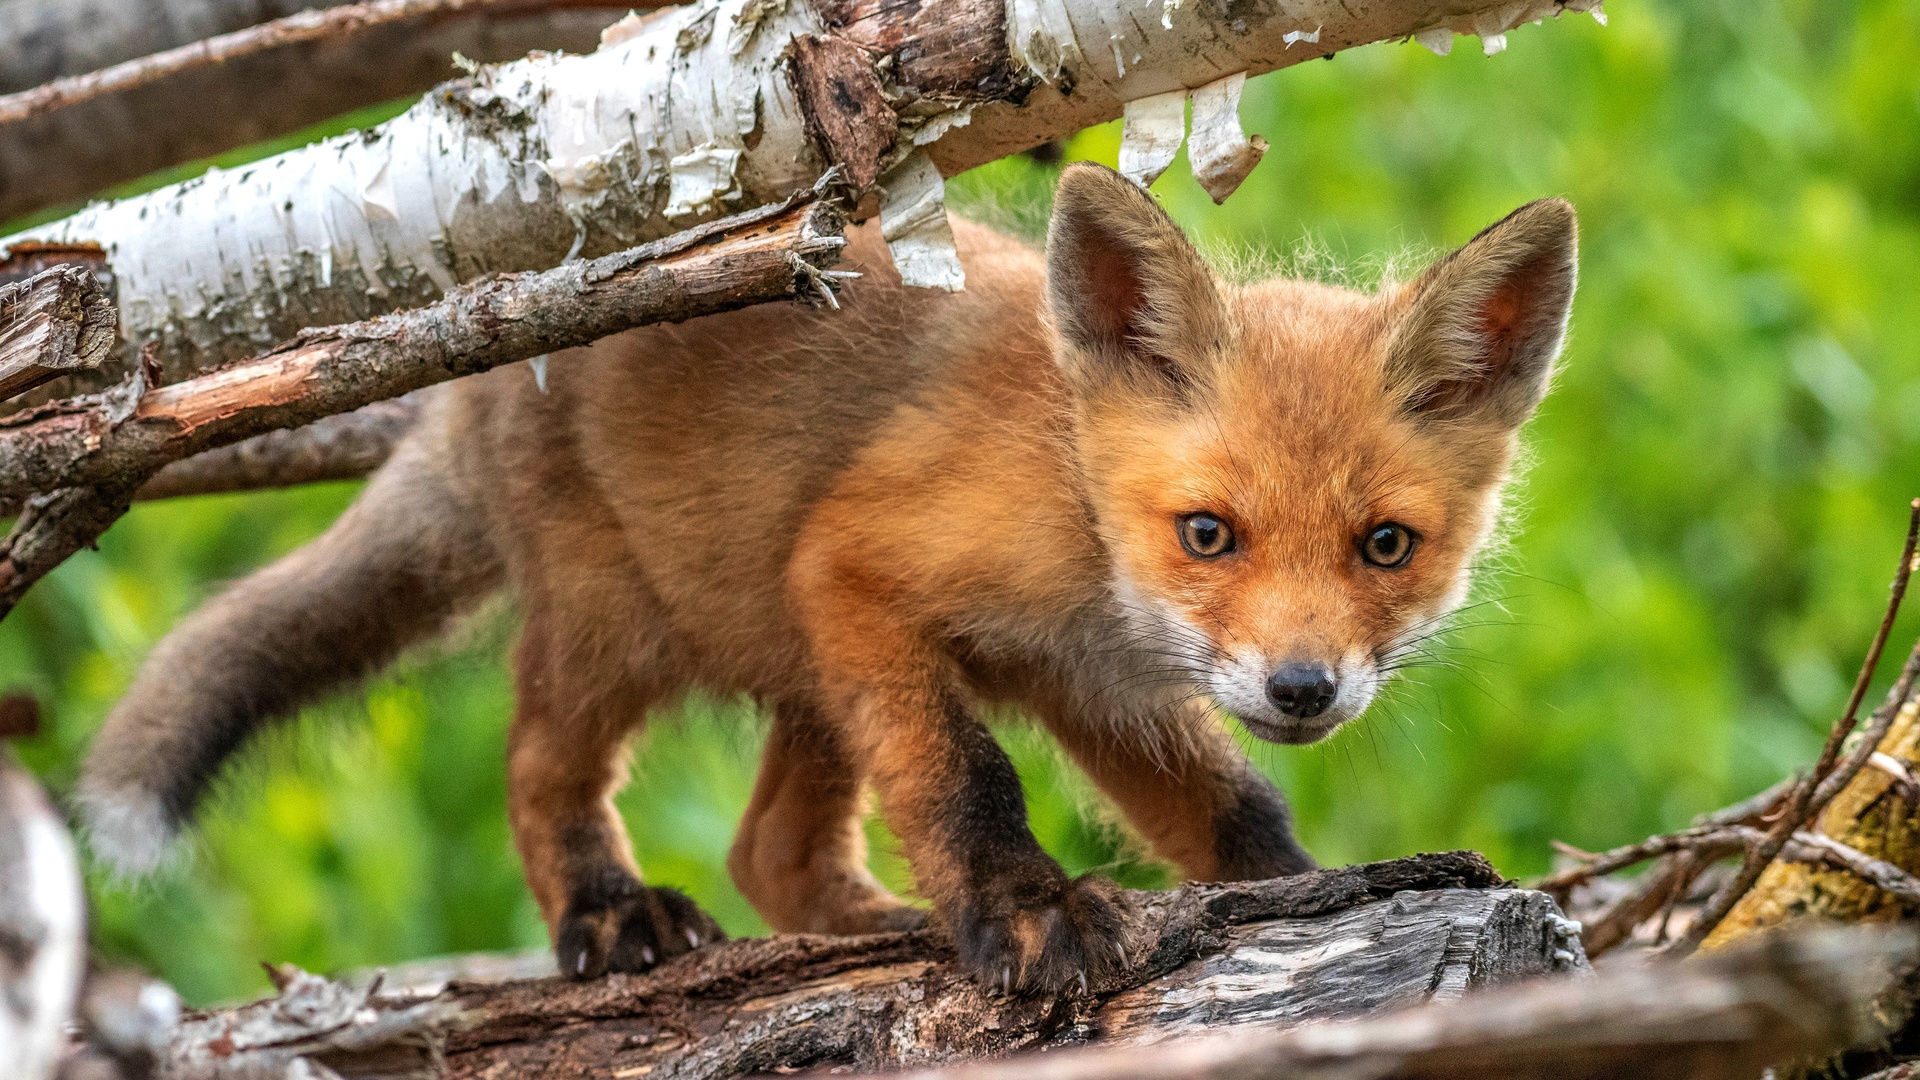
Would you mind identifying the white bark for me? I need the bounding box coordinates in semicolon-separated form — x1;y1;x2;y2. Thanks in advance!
5;0;1604;384
0;747;86;1080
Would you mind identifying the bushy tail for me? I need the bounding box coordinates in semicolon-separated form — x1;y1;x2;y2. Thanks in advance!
78;423;502;876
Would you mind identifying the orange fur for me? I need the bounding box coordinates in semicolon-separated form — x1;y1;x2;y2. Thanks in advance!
80;165;1576;994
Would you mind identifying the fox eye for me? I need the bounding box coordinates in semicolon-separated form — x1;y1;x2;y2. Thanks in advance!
1178;513;1235;558
1361;523;1416;569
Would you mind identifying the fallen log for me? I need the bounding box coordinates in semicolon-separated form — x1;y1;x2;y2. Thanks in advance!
898;926;1917;1080
0;194;845;617
149;853;1590;1080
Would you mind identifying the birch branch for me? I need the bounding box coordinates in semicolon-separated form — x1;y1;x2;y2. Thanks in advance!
0;3;628;223
0;0;632;129
0;196;845;617
0;265;116;403
3;0;1607;389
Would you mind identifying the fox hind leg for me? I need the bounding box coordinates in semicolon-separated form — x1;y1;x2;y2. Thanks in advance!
727;700;927;935
509;610;723;980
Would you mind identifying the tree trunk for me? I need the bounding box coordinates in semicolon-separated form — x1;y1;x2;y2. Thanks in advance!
3;0;1606;390
151;853;1594;1080
0;0;629;224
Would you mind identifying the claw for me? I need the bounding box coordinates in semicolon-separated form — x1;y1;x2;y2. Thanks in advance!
1001;965;1012;996
641;946;655;965
1078;971;1088;995
575;952;587;975
685;927;700;949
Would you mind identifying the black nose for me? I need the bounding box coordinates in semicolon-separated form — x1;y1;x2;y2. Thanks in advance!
1267;663;1336;719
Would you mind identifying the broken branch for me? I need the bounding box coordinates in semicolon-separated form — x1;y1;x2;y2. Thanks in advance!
0;266;115;404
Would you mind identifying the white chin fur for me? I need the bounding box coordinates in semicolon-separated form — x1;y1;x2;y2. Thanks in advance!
1209;652;1382;744
78;788;181;879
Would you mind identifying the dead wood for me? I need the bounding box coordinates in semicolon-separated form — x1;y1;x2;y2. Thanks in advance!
0;266;115;404
145;853;1593;1080
1543;502;1920;959
0;195;845;618
893;926;1917;1080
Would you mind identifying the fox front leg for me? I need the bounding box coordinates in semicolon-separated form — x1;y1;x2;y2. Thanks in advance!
839;682;1126;995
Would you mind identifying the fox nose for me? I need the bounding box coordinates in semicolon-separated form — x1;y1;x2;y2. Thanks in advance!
1267;663;1336;719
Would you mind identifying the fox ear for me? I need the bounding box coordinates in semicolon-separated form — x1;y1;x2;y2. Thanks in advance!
1045;163;1229;394
1386;198;1577;429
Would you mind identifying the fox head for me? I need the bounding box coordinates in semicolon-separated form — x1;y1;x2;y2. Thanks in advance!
1046;164;1576;744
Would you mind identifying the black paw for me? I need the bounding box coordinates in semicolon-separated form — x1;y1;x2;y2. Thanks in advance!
556;883;725;980
950;874;1127;997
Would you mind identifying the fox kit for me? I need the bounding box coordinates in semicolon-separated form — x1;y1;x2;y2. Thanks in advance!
79;164;1575;994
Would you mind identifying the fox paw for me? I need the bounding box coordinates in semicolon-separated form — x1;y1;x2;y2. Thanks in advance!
556;883;725;980
950;874;1127;996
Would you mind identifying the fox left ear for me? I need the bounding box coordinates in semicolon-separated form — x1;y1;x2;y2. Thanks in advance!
1386;199;1577;429
1045;163;1230;396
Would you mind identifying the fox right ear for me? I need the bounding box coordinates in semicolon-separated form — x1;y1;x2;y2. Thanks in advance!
1045;164;1228;395
1386;198;1578;430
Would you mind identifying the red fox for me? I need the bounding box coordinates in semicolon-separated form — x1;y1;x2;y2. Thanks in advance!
78;164;1575;994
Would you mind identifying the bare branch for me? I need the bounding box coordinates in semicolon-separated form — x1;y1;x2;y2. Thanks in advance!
0;196;844;617
132;397;421;503
0;266;115;403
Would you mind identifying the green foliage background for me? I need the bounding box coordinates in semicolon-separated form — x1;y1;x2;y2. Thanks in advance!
6;0;1919;1006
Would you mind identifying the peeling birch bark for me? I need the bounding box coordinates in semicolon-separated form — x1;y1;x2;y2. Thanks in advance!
0;265;116;403
0;3;630;223
0;197;844;617
135;854;1594;1080
6;0;1608;387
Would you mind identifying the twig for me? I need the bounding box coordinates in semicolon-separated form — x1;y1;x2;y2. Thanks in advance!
0;196;843;619
1674;499;1920;953
1568;775;1796;958
0;0;626;128
1783;830;1920;906
1537;827;1752;899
